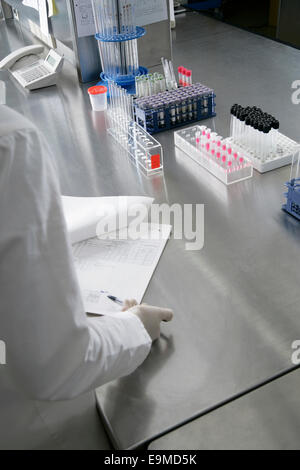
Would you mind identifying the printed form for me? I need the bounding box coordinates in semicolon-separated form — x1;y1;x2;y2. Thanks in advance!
73;224;171;315
61;196;171;316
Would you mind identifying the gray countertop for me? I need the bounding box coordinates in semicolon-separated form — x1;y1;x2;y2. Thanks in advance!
1;13;300;450
149;368;300;450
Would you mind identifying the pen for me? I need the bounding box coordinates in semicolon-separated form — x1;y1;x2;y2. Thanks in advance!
107;295;124;306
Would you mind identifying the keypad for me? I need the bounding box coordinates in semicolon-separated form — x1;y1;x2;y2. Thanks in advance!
21;65;50;84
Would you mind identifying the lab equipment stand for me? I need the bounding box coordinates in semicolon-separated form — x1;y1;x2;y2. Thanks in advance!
92;0;148;94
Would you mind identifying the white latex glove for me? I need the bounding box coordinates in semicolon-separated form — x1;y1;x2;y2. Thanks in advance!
127;303;174;341
122;299;138;311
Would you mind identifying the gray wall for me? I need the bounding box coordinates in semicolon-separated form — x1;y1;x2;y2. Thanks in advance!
138;18;172;69
2;0;73;48
277;0;300;48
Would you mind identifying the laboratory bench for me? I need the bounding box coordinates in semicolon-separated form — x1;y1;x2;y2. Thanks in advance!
148;368;300;450
1;12;300;450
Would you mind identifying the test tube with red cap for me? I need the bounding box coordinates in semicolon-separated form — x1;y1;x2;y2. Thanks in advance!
182;68;188;87
178;66;183;86
186;70;192;86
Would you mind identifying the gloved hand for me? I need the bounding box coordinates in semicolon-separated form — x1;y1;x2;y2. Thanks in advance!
122;299;138;311
124;302;174;341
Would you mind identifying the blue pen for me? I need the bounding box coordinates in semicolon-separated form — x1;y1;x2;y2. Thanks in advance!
107;295;123;306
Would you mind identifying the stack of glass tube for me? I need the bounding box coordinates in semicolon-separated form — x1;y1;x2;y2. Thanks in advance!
107;81;163;175
92;0;143;79
161;58;178;91
135;73;167;98
230;104;280;159
107;80;134;132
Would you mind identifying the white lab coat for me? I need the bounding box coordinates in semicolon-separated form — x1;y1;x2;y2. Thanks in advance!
0;105;152;449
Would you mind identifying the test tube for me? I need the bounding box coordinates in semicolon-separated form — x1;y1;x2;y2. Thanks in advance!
157;101;166;129
195;128;201;149
175;99;181;123
169;61;178;90
271;119;280;154
182;69;187;87
187;95;193;121
168;99;175;126
230;105;237;139
131;0;137;35
181;96;187;122
186;70;192;86
178;67;183;86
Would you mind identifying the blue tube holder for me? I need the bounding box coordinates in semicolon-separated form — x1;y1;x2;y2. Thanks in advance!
283;178;300;220
95;26;146;43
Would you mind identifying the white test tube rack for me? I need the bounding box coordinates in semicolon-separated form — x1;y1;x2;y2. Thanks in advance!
224;133;299;173
174;125;253;185
107;81;163;175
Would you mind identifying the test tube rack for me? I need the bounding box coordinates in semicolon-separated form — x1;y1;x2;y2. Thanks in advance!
92;0;148;93
283;179;300;220
134;83;216;135
228;104;298;173
174;125;253;185
224;134;299;173
107;81;163;175
282;146;300;220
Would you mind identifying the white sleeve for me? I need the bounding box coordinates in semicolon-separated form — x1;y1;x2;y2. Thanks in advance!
0;107;152;401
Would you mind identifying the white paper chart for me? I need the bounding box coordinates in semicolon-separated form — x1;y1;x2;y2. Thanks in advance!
73;0;168;38
73;0;96;38
136;0;168;26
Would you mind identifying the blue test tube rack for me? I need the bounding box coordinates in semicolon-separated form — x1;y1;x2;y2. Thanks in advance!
95;24;148;93
283;179;300;220
134;85;216;134
282;145;300;219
